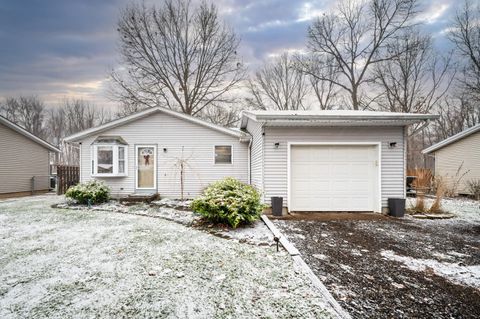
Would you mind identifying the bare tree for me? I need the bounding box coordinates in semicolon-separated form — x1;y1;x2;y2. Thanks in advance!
431;96;480;142
111;0;244;116
448;0;480;102
307;0;418;110
297;55;340;110
199;104;240;127
247;53;309;110
374;31;454;113
46;99;112;165
0;96;47;139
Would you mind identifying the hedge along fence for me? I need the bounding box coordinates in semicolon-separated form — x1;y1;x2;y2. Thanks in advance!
57;165;80;195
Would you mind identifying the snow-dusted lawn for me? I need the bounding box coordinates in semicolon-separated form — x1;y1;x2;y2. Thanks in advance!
0;195;334;319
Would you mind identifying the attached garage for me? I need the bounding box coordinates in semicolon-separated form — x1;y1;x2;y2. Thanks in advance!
289;144;380;212
241;110;439;214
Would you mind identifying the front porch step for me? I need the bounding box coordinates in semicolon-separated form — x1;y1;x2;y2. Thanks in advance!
120;193;159;203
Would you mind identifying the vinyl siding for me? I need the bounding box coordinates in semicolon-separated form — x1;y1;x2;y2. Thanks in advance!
79;111;248;198
245;119;264;195
263;126;405;209
0;122;50;194
434;131;480;195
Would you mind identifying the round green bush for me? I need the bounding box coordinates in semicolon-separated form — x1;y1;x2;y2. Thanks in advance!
65;180;110;205
191;177;265;228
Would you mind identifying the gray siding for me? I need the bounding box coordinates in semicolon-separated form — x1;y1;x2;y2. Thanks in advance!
246;119;264;195
263;126;405;208
434;131;480;195
80;111;248;198
0;123;50;194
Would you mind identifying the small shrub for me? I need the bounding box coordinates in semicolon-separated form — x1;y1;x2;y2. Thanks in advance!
65;180;110;205
467;179;480;200
191;177;265;228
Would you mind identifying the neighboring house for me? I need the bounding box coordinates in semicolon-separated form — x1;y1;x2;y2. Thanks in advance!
0;115;60;198
64;107;436;213
422;124;480;195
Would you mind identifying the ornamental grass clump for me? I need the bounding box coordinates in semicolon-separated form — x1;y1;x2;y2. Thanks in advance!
65;180;110;205
191;177;265;228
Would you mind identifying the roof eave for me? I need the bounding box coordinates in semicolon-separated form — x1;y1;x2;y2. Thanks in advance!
422;123;480;154
64;106;248;143
255;114;439;122
0;116;60;152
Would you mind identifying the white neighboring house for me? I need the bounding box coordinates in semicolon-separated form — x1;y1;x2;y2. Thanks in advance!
64;107;436;213
422;123;480;195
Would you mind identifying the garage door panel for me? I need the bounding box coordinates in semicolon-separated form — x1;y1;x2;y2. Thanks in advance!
290;145;378;212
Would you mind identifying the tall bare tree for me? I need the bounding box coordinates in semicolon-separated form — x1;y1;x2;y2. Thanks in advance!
247;53;309;110
297;55;340;110
111;0;244;116
431;96;480;142
448;0;480;102
374;31;454;113
307;0;418;110
0;96;46;139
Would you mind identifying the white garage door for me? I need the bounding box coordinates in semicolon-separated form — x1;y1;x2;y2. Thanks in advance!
290;145;379;212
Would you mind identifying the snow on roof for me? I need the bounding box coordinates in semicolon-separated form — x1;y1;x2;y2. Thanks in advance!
0;115;60;152
240;110;438;127
422;123;480;154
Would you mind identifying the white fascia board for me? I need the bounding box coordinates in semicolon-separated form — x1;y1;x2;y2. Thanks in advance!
422;123;480;154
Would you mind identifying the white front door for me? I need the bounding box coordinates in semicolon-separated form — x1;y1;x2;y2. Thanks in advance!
290;144;379;212
135;145;157;191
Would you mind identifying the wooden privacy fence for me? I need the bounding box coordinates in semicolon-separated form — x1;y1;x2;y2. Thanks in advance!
57;165;80;195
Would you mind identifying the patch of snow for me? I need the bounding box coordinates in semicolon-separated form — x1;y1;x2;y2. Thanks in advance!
0;195;336;318
312;254;328;260
407;197;480;223
381;250;480;289
350;249;363;257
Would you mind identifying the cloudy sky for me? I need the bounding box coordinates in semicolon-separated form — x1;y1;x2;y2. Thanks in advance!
0;0;457;109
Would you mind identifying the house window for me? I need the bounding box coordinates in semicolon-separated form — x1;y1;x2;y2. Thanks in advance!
214;145;232;164
118;147;126;174
97;146;113;174
91;136;128;177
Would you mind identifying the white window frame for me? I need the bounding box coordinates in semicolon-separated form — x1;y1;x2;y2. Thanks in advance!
91;144;128;177
213;145;233;165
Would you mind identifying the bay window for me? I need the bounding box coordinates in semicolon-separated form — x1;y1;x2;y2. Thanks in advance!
91;136;128;177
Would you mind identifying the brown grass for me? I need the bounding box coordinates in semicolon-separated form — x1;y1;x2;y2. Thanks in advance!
429;177;446;213
408;168;433;213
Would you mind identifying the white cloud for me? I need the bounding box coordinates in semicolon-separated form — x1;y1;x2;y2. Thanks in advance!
417;3;450;25
297;2;324;22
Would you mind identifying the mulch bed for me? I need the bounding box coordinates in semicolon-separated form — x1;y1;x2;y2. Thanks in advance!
274;217;480;319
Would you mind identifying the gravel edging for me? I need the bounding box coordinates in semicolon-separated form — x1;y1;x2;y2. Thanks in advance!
261;215;351;319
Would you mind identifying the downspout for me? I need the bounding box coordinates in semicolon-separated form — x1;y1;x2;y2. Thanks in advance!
247;137;252;185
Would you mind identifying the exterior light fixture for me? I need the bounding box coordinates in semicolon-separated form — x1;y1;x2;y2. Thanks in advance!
274;142;280;148
389;142;397;148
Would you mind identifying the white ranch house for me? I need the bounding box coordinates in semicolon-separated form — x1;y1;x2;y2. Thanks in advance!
64;107;436;213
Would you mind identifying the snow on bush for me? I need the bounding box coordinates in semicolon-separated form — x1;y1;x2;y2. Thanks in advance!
65;180;110;205
191;177;265;228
